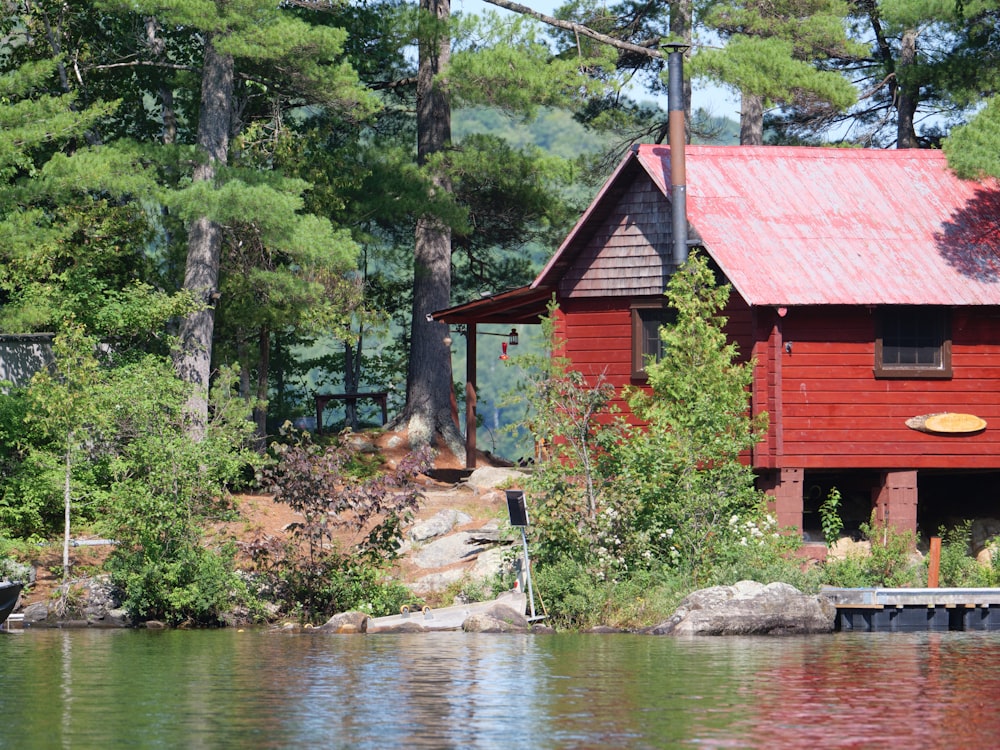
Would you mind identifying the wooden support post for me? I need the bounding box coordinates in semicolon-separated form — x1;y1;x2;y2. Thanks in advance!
928;536;941;588
465;323;477;470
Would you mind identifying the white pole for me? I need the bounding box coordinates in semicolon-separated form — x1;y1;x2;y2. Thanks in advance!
520;528;536;620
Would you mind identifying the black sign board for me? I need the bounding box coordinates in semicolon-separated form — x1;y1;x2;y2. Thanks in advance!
505;490;529;527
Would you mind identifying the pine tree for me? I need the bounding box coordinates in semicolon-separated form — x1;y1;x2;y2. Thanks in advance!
692;0;862;145
90;0;377;438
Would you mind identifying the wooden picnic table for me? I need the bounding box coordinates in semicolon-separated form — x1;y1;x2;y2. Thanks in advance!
314;391;388;432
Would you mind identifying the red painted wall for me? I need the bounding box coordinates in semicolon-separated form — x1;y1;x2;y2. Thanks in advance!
769;306;1000;470
556;297;1000;472
556;298;635;420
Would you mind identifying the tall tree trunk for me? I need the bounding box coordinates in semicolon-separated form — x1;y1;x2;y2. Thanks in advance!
896;28;919;149
396;0;466;461
145;17;177;144
254;326;270;445
740;92;764;145
344;338;360;430
861;1;918;148
174;39;234;440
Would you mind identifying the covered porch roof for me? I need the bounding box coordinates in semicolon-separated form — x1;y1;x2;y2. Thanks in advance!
429;286;554;325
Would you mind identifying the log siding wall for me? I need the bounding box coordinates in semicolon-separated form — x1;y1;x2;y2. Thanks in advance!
557;295;1000;472
769;306;1000;470
553;171;1000;475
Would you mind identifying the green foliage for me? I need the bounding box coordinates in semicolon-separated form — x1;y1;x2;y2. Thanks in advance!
0;327;262;623
99;363;262;624
509;300;628;571
532;559;689;630
450;12;613;115
694;35;857;110
820;487;844;547
945;97;1000;179
621;252;771;582
821;513;922;588
512;254;805;625
935;521;984;588
248;429;430;622
106;512;252;626
978;536;1000;588
708;512;818;591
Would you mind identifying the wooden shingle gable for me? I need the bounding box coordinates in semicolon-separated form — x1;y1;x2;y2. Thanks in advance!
558;174;676;298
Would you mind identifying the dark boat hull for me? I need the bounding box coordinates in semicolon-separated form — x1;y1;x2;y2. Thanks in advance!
0;582;23;626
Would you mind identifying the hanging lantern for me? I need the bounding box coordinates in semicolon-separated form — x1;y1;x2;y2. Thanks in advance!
508;328;519;346
499;341;509;360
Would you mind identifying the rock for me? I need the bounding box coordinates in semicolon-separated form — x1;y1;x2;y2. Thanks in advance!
18;576;131;628
20;601;53;626
470;547;508;580
409;569;469;595
462;603;529;633
412;532;485;569
466;467;526;490
971;518;1000;556
409;509;472;542
585;625;627;634
649;581;836;636
530;623;557;634
318;610;368;634
367;619;427;634
977;545;995;566
827;537;871;560
344;433;379;453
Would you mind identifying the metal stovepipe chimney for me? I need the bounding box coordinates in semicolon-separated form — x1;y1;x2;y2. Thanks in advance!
664;42;689;266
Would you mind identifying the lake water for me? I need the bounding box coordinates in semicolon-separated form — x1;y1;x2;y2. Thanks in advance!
3;628;1000;748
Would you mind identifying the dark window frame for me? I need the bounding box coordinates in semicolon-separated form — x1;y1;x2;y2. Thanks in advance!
874;306;952;379
631;300;675;380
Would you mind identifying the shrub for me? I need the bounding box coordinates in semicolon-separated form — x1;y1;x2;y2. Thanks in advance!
100;363;262;624
531;560;691;630
618;253;771;584
935;521;983;588
249;428;430;622
821;513;922;588
819;487;844;547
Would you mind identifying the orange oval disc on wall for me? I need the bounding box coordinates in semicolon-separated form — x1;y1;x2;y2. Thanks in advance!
906;412;987;434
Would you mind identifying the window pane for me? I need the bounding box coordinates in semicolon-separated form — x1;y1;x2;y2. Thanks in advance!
881;309;944;369
632;304;676;378
642;315;664;362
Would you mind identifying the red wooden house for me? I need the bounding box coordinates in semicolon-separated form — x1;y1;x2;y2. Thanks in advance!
433;144;1000;544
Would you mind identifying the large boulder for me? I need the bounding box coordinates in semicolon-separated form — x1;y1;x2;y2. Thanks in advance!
317;610;368;634
649;581;836;636
21;576;131;628
408;509;472;542
462;603;529;633
466;467;526;490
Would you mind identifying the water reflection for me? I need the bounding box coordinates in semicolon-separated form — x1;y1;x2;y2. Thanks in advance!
3;629;1000;748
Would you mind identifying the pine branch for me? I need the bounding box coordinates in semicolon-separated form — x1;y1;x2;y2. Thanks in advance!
481;0;664;60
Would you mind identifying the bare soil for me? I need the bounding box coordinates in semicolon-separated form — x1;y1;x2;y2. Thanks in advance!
17;430;508;613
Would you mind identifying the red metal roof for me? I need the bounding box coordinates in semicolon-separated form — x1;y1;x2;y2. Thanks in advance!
435;144;1000;323
539;144;1000;307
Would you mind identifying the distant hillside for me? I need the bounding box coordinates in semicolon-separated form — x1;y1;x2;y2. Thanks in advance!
455;106;740;155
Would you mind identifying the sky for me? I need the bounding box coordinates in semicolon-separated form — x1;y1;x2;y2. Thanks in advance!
451;0;742;121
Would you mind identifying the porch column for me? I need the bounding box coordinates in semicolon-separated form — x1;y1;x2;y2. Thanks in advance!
465;323;477;470
872;470;918;536
762;467;804;531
